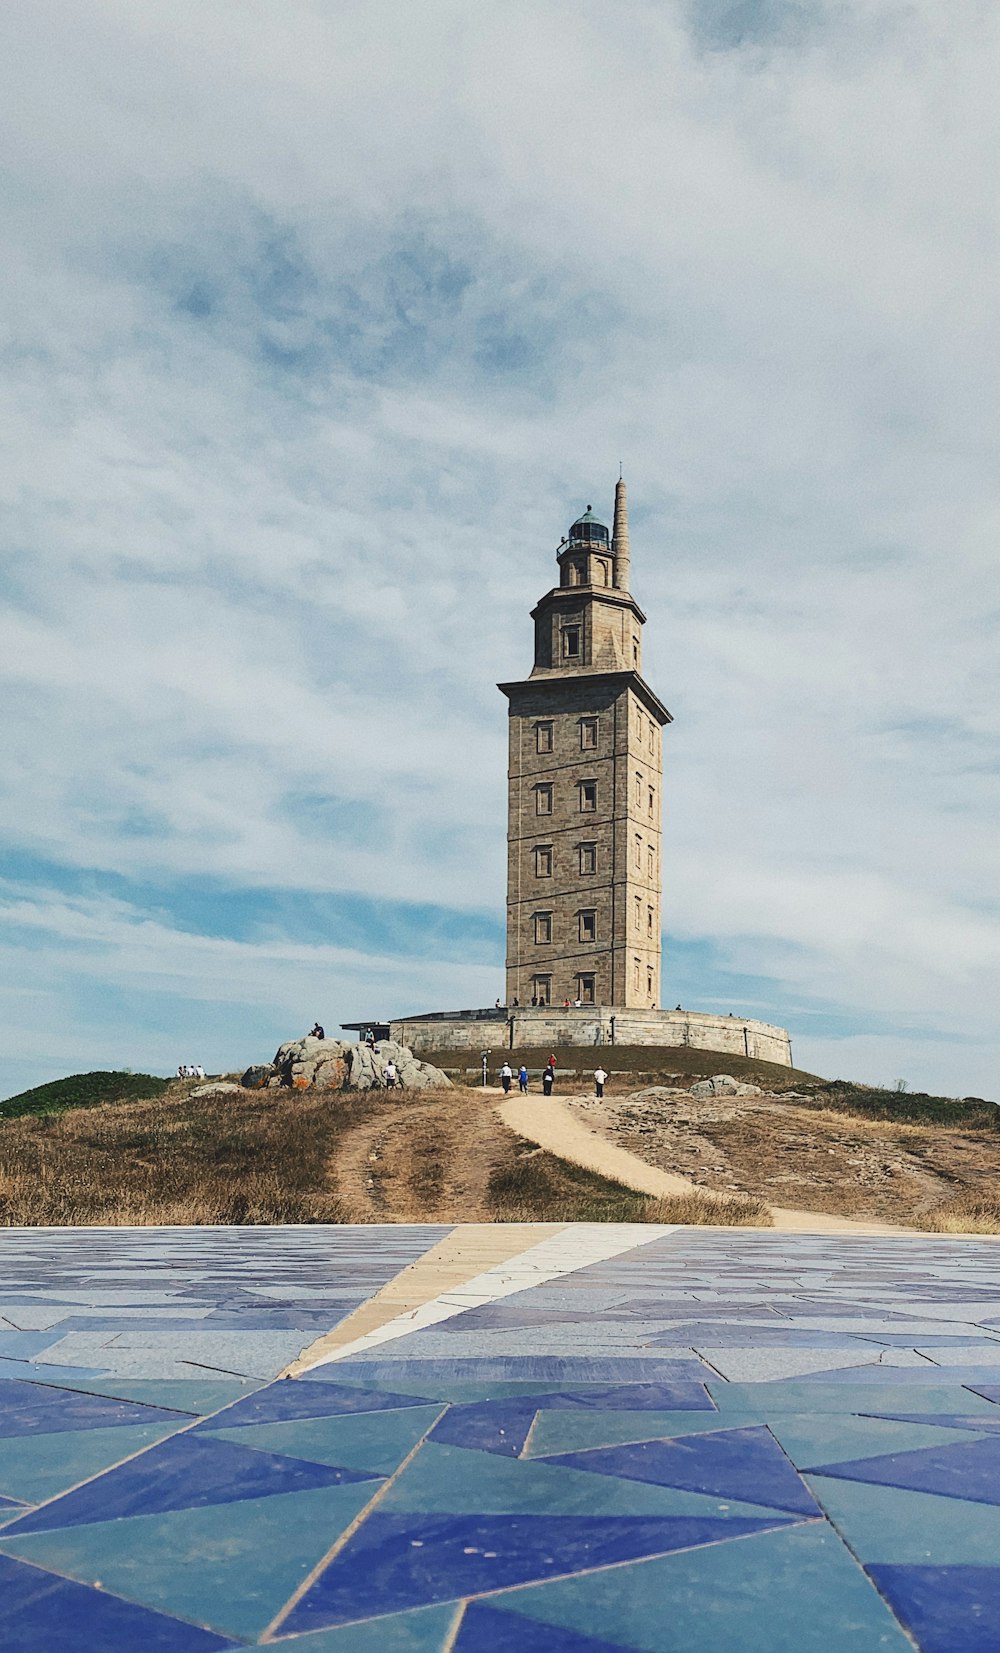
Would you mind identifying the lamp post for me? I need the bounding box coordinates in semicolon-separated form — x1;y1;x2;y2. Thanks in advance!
481;1050;491;1088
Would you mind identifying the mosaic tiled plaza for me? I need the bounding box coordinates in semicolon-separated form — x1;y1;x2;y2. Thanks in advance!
0;1223;997;1649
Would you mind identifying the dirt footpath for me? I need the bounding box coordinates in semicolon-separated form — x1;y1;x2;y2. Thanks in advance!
496;1095;909;1234
563;1087;1000;1226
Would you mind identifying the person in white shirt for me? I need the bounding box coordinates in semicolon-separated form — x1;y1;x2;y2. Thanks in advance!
384;1060;397;1089
499;1062;513;1095
593;1066;607;1099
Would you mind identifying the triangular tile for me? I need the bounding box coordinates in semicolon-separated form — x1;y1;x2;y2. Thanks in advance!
0;1429;378;1535
0;1378;183;1438
203;1404;443;1476
0;1420;181;1506
527;1410;749;1459
767;1413;989;1470
868;1563;1000;1653
539;1426;820;1516
806;1474;1000;1565
269;1603;458;1650
279;1509;796;1633
490;1520;912;1651
55;1377;262;1415
0;1547;235;1650
203;1379;435;1430
813;1433;1000;1506
0;1481;376;1643
383;1440;799;1521
454;1598;636;1651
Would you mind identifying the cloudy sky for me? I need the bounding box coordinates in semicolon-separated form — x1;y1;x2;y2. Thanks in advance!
2;0;998;1100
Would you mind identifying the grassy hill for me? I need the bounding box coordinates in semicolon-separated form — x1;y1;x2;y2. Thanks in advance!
429;1043;823;1091
1;1071;169;1120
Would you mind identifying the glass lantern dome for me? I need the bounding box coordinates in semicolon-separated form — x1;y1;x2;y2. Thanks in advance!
567;507;610;547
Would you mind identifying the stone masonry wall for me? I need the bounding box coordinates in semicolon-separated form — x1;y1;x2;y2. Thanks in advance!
387;1007;793;1068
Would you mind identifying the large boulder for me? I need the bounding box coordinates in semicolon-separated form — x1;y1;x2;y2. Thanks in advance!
689;1075;762;1098
245;1037;451;1094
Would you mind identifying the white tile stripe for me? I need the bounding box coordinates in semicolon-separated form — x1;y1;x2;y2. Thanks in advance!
300;1223;677;1371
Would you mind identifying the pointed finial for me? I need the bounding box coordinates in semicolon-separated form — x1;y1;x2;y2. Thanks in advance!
612;473;630;592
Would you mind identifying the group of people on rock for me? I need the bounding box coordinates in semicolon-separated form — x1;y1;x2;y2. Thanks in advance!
496;1056;608;1099
177;1063;205;1080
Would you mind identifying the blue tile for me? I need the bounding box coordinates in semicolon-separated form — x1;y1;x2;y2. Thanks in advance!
0;1378;183;1438
0;1548;236;1651
429;1400;540;1457
867;1564;1000;1652
279;1511;795;1632
540;1427;821;1517
454;1599;637;1651
199;1378;435;1429
0;1429;380;1534
813;1434;1000;1506
269;1603;459;1649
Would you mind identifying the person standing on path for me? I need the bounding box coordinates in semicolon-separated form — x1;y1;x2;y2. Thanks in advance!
593;1066;607;1099
499;1062;513;1095
542;1066;554;1098
518;1064;529;1094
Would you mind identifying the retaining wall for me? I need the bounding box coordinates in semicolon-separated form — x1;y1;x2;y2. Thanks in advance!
386;1006;793;1068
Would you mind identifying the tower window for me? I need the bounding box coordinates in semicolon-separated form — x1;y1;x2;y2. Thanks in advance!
634;895;641;929
647;966;654;1000
647;905;655;938
633;957;641;991
535;783;553;816
533;912;552;945
635;771;643;805
534;845;553;877
579;780;597;813
578;842;597;875
648;845;655;878
562;626;581;660
648;722;655;754
580;717;598;750
634;833;642;870
648;785;655;815
577;973;596;1004
532;975;551;1006
578;910;596;943
633;637;639;667
535;722;553;754
598;561;609;585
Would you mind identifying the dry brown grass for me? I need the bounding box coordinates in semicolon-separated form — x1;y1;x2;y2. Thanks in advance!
917;1194;1000;1234
0;1084;374;1225
643;1190;772;1226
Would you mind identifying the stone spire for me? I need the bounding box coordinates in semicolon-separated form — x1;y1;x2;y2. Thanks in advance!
612;473;630;592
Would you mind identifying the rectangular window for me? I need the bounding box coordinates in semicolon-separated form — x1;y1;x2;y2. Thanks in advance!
562;626;581;659
633;637;639;667
634;895;641;929
532;975;551;1006
533;912;552;945
579;781;597;813
577;974;596;1005
648;722;655;754
578;842;597;875
648;785;655;816
633;957;641;991
647;845;655;879
647;905;655;939
535;783;553;816
579;910;596;943
635;771;643;805
580;717;598;750
634;833;642;870
535;721;553;754
534;845;553;877
647;967;654;1000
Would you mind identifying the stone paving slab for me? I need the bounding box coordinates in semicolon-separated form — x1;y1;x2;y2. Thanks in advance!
0;1225;996;1647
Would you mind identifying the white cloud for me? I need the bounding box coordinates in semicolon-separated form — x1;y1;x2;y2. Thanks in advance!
2;0;999;1095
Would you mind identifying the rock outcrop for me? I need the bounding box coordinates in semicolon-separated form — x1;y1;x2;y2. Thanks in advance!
689;1075;762;1098
242;1037;451;1095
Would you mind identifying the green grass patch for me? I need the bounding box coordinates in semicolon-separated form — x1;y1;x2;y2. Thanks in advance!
800;1083;999;1130
1;1071;169;1120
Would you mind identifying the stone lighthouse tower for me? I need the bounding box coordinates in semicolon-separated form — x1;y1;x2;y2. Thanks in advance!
498;480;672;1009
